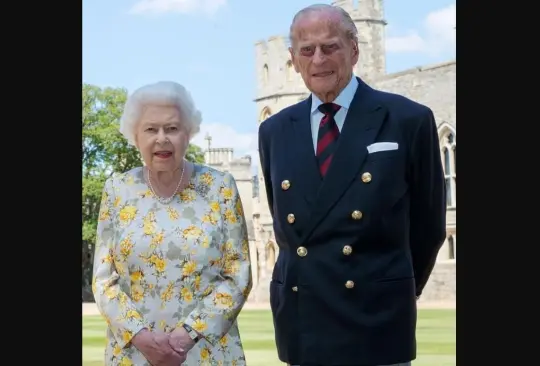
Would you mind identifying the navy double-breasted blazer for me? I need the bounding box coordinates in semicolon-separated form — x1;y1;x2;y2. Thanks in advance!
257;77;446;366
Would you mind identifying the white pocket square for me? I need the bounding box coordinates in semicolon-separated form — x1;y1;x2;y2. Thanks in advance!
367;142;399;154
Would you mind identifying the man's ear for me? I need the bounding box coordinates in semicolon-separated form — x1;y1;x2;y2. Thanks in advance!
351;41;359;65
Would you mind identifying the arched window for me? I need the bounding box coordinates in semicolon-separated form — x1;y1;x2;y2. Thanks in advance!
255;247;260;280
448;235;455;259
286;60;293;81
262;64;269;85
259;106;272;123
266;241;276;270
439;124;456;208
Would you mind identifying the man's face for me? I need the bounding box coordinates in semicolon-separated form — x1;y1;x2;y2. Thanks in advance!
289;11;358;102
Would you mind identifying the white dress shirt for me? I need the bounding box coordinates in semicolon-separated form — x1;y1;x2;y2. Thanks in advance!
309;76;359;153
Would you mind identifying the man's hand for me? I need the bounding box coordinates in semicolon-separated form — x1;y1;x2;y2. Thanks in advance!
131;329;186;365
169;326;196;355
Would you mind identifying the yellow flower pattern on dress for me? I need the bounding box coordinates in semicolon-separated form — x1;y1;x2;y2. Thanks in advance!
92;164;252;365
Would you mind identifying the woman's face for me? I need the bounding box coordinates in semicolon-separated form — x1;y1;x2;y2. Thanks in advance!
134;104;190;172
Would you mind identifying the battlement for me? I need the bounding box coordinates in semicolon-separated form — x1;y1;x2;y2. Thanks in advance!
202;133;253;171
205;148;234;165
332;0;385;20
374;60;456;82
204;148;253;183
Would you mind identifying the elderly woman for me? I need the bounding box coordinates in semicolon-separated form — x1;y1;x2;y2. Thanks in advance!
92;81;253;366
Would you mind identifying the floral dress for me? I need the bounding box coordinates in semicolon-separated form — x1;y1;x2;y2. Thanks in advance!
92;164;253;365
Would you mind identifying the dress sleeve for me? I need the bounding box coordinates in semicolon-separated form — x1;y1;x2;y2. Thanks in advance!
184;173;253;346
92;177;146;348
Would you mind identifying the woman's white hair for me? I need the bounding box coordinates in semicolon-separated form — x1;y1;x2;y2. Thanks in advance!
119;81;202;146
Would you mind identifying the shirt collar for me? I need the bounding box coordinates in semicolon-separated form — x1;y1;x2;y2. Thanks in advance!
311;75;358;114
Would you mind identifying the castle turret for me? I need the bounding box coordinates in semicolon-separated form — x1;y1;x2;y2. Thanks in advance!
253;37;310;230
254;36;308;104
332;0;387;80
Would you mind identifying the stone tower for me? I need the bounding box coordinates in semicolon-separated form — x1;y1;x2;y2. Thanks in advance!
203;136;254;225
252;36;307;300
202;134;259;300
333;0;387;80
253;35;310;241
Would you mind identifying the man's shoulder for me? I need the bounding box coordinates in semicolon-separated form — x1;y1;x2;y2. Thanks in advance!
259;99;308;134
367;87;435;135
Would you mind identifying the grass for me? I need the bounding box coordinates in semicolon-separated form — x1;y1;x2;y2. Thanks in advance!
83;309;455;366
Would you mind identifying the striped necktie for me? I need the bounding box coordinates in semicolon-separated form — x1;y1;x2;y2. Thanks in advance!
316;102;341;177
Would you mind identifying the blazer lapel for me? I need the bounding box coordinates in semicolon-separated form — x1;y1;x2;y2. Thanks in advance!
302;78;388;241
289;96;322;206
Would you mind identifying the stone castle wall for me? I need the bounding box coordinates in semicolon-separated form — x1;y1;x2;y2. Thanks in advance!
373;61;456;129
420;262;456;303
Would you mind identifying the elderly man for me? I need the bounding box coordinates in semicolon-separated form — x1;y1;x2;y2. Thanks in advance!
258;4;446;366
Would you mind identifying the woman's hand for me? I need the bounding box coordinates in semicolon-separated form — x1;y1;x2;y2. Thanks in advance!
169;327;196;355
132;329;186;365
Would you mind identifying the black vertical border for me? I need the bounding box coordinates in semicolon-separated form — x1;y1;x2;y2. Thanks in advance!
5;0;83;360
460;2;538;365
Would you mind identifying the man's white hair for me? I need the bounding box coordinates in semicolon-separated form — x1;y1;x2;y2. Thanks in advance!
119;81;202;146
289;4;358;47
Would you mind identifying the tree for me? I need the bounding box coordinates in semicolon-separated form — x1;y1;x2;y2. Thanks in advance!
82;83;205;301
186;143;205;164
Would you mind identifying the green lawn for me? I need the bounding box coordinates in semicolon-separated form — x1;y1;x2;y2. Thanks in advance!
83;309;455;366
